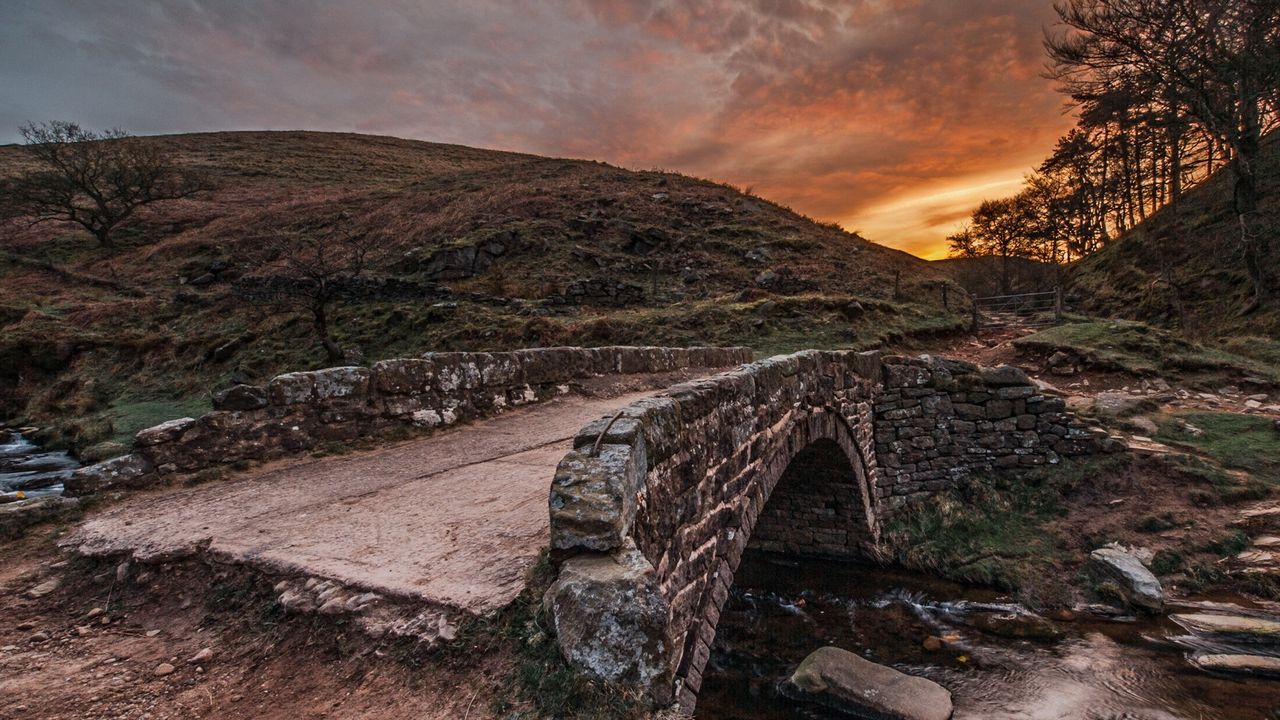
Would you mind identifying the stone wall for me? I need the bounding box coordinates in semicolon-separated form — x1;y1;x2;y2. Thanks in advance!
65;346;752;497
749;438;874;558
872;355;1124;504
544;350;1121;712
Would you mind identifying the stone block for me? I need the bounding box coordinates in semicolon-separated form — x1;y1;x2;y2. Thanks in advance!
544;545;671;702
978;365;1032;387
549;439;648;552
986;400;1014;419
213;384;268;411
312;366;371;400
64;454;155;496
268;372;317;406
135;417;197;447
372;358;436;395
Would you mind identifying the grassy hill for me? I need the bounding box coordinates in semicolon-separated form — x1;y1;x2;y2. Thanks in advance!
0;131;964;452
1067;134;1280;339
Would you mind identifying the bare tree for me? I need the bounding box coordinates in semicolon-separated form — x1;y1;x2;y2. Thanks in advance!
4;121;207;248
1046;0;1280;308
238;226;380;363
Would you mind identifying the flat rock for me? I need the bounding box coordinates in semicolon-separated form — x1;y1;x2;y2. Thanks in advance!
1171;613;1280;643
1088;547;1163;612
1128;416;1159;435
25;577;60;598
1235;502;1280;534
1094;392;1158;418
784;646;953;720
1191;654;1280;677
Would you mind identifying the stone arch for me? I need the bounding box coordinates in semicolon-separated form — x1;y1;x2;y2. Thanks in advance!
657;405;877;712
546;352;886;710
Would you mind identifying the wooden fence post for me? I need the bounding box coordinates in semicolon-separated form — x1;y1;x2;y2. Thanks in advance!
1054;286;1064;323
970;293;980;334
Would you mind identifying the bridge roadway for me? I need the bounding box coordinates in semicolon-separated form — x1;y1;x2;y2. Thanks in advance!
69;386;673;615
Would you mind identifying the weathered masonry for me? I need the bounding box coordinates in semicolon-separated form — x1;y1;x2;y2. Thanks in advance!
66;346;752;496
544;350;1120;712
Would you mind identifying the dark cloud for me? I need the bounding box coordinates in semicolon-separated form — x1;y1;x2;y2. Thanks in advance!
0;0;1074;257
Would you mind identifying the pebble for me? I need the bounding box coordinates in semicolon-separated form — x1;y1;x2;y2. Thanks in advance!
85;608;104;620
922;636;943;651
28;631;50;643
145;629;161;638
153;662;175;677
26;578;61;598
190;647;214;664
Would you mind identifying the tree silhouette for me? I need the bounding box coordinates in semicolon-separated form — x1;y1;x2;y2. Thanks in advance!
5;121;208;248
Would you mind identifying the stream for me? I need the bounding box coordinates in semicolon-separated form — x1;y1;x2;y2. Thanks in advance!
698;554;1280;720
0;430;78;501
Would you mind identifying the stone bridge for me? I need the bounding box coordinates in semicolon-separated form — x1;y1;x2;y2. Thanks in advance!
61;343;1115;715
543;349;1116;712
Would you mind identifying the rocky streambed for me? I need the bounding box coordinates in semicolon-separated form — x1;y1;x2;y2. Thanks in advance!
698;554;1280;720
0;431;77;502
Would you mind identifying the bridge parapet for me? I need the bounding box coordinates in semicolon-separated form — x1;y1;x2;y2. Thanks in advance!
65;345;752;496
545;350;1122;711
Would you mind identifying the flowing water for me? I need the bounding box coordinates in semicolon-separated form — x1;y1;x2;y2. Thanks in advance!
0;430;77;501
698;554;1280;720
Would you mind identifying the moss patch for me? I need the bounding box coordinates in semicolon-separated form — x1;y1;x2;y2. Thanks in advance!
1155;411;1280;486
881;457;1128;607
1013;319;1279;381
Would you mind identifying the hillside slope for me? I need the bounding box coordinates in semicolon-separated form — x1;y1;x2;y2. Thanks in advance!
0;131;962;451
1067;134;1279;338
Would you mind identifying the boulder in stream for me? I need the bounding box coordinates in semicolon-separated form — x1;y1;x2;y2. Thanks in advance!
1088;547;1164;612
783;646;953;720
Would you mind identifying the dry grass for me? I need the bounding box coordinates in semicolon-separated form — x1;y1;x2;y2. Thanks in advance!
0;130;962;449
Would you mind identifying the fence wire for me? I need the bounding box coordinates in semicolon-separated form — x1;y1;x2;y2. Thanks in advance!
972;289;1062;331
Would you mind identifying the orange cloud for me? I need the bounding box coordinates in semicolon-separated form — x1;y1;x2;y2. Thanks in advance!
1;0;1075;258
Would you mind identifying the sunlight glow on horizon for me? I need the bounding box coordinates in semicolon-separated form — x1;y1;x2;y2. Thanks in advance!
843;170;1032;260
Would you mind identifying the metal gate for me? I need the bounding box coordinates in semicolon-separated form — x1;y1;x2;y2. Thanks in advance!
970;288;1063;332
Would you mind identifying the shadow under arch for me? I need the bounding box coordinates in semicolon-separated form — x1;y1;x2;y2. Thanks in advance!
651;404;879;712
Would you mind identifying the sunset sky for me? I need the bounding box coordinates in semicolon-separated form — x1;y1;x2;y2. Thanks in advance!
0;0;1077;259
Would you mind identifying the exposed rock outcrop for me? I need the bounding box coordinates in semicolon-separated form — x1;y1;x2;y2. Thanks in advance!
1172;613;1280;643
